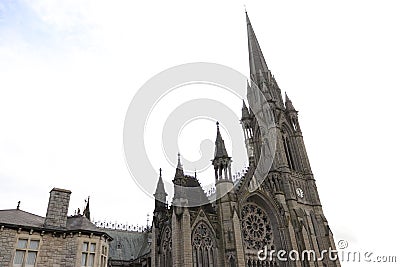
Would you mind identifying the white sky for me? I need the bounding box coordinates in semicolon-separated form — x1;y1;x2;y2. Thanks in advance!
1;1;399;265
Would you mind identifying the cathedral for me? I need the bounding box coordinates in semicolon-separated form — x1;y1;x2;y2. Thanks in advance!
149;12;341;267
0;12;341;267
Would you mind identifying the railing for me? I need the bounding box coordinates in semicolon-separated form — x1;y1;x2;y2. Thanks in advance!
204;166;250;197
232;166;250;183
93;220;149;232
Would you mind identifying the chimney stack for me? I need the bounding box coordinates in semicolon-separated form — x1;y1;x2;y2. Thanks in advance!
44;188;71;229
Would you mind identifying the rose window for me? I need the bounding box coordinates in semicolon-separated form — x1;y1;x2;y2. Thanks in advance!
241;203;273;250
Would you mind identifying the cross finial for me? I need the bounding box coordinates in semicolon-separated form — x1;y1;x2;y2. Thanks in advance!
17;201;20;210
159;168;162;177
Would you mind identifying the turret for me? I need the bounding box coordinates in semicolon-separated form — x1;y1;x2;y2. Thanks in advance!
212;122;234;202
212;122;233;182
212;122;246;266
170;155;193;266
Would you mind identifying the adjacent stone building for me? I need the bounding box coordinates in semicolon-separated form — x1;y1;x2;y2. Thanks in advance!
0;188;112;267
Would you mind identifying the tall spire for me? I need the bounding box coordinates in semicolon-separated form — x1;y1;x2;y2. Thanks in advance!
246;11;284;108
214;122;229;158
246;11;269;82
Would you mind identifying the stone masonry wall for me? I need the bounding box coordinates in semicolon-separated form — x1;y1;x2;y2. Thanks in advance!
36;233;78;267
0;227;17;266
0;228;79;267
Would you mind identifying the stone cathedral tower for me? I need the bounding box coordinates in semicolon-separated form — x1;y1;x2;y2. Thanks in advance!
151;13;341;267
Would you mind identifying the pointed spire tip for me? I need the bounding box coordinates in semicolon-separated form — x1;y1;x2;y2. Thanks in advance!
214;121;229;158
246;11;271;83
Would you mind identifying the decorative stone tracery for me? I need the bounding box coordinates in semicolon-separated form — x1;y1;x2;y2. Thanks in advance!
242;203;278;266
192;222;217;267
241;203;273;251
160;226;172;267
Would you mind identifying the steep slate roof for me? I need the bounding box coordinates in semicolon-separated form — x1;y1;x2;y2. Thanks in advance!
67;215;99;231
0;209;108;236
103;229;150;262
0;209;44;228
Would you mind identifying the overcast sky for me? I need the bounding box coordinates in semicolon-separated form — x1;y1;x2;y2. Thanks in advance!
1;1;399;265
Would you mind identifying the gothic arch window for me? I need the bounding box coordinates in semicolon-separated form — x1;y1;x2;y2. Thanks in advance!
192;222;217;267
241;203;273;251
160;226;172;267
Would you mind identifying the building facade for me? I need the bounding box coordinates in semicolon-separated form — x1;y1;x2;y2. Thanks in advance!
0;188;111;267
149;13;341;267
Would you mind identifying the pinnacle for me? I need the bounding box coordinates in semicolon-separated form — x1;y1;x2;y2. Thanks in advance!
154;167;167;198
242;100;250;119
285;92;296;111
177;153;183;170
214;122;229;159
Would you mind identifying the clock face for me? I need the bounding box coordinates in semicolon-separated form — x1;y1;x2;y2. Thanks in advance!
296;187;304;198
